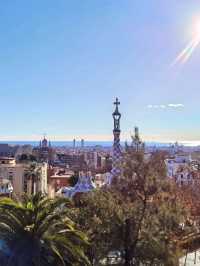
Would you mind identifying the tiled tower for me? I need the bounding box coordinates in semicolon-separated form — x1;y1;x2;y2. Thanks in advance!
111;98;122;179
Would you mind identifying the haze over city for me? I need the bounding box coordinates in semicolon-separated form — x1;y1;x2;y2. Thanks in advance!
0;1;200;142
2;2;200;265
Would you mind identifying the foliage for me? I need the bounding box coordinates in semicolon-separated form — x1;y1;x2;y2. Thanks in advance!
18;154;37;162
69;174;79;187
0;193;90;266
24;162;41;180
73;151;187;266
24;162;42;194
117;150;186;265
72;190;124;264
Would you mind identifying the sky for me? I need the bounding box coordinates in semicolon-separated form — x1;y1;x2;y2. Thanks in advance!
0;1;200;142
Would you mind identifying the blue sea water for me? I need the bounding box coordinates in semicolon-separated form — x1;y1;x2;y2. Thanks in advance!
0;140;199;147
0;141;113;147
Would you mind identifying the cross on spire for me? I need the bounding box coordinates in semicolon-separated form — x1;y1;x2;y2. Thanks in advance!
114;97;120;107
112;97;121;131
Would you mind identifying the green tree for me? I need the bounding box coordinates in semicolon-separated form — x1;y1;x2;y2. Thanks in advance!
73;151;187;266
69;174;79;187
24;163;42;195
0;193;90;266
117;150;186;266
72;189;124;265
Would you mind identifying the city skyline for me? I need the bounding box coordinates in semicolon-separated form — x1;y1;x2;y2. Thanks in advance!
0;1;200;142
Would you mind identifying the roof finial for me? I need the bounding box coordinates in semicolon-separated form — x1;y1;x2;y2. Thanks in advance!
112;97;121;131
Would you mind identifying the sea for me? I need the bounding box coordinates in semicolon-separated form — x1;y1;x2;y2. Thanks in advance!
0;140;200;148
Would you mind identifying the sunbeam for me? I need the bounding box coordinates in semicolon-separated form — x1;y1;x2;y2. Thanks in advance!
172;19;200;66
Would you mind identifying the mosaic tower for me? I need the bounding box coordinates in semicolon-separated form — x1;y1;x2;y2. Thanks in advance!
111;97;122;178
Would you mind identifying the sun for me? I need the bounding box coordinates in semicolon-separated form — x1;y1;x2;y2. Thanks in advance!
193;19;200;40
171;18;200;66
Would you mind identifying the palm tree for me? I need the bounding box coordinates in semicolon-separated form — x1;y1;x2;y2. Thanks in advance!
24;163;41;195
0;193;90;266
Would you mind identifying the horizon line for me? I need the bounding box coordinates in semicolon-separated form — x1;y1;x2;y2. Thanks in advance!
0;139;200;144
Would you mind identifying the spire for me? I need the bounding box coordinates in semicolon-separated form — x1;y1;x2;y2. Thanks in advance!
131;126;144;152
111;97;122;180
73;139;76;149
135;127;139;139
42;134;48;148
81;139;84;148
112;97;121;132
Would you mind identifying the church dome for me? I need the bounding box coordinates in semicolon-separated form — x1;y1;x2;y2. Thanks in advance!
42;137;48;148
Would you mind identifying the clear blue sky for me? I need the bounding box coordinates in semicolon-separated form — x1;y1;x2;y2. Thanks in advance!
0;1;200;141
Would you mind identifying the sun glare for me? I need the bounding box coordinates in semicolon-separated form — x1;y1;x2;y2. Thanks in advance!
172;18;200;66
193;19;200;40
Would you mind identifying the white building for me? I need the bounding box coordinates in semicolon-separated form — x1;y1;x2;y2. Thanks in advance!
175;165;193;185
94;172;111;188
165;154;191;178
0;157;47;196
165;154;193;185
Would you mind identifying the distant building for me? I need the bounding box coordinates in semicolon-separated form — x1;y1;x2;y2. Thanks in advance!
15;145;33;158
0;157;14;196
104;155;112;172
0;157;47;196
130;127;145;152
56;153;85;170
48;167;74;193
165;154;191;178
0;144;18;157
81;139;84;148
84;151;100;169
33;136;55;163
165;154;195;186
73;139;76;149
175;165;193;185
94;172;111;188
0;157;24;196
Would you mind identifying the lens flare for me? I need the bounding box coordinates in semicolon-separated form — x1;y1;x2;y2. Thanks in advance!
172;19;200;66
193;20;200;40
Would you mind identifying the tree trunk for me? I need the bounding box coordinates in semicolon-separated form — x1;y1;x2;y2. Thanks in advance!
31;175;35;195
124;218;132;266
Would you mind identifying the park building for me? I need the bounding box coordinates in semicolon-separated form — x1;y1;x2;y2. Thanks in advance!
56;171;96;198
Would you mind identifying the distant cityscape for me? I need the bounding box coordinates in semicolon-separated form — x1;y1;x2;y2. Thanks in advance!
1;2;200;265
2;140;200;147
0;98;199;200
